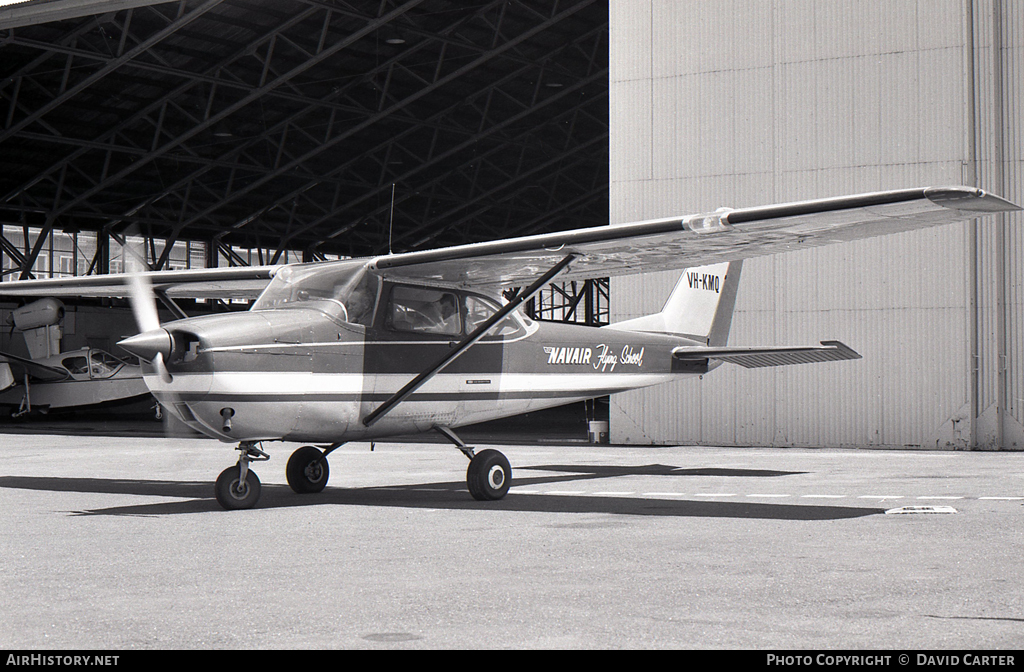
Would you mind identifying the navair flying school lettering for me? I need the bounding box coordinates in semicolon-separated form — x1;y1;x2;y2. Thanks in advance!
544;346;592;366
687;270;721;293
544;344;644;372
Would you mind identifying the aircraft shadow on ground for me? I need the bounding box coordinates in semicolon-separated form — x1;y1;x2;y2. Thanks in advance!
0;463;883;520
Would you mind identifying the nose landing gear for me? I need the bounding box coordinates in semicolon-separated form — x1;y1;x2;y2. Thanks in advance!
214;442;269;510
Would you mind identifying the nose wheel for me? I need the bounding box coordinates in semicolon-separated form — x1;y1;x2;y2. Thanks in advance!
214;443;268;510
215;465;261;510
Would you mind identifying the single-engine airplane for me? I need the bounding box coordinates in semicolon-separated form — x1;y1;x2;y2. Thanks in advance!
0;298;150;417
0;186;1016;509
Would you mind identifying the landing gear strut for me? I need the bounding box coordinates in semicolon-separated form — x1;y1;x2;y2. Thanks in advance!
435;426;511;501
214;442;269;510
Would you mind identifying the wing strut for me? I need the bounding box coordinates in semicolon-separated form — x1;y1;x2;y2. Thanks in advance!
154;289;190;321
362;253;577;427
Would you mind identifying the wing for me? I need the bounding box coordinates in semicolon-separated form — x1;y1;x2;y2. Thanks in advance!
0;351;70;382
673;341;861;368
0;186;1015;300
371;186;1019;289
0;265;280;300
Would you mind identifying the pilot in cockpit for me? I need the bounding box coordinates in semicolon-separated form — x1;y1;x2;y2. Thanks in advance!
334;273;377;326
436;293;460;333
345;287;374;326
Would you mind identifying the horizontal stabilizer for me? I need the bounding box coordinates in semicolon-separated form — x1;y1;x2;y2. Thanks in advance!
672;340;861;369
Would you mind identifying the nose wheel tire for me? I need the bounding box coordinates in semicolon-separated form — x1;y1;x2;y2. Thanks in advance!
215;466;261;510
466;449;511;501
286;445;330;494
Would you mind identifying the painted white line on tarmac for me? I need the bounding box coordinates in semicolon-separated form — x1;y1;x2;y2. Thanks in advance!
504;488;1022;501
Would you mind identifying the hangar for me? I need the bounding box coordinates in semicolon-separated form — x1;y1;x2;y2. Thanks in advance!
1;0;1021;451
608;1;1023;450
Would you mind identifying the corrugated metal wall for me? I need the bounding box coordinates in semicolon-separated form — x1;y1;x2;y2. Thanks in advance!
609;0;1024;449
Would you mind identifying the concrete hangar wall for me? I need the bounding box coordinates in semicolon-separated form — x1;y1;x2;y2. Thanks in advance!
607;1;1024;449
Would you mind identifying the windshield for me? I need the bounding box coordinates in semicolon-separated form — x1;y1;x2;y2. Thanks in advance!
62;350;128;378
252;260;380;326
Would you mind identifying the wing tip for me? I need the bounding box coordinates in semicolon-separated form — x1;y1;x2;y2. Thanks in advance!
924;186;1021;214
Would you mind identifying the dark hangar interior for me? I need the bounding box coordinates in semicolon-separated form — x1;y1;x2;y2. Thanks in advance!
0;0;609;271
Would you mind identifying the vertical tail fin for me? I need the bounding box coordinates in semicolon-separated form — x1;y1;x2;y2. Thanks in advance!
609;261;742;345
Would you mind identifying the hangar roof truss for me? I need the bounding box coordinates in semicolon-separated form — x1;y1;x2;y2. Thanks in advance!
0;0;608;269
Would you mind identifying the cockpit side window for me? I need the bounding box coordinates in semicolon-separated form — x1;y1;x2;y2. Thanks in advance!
62;356;89;375
88;350;124;378
387;286;462;336
465;295;523;338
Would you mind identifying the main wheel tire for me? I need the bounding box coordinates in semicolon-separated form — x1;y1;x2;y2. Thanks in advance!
215;466;261;510
286;445;330;494
466;449;511;501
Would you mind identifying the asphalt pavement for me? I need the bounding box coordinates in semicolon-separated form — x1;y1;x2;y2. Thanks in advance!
1;428;1022;650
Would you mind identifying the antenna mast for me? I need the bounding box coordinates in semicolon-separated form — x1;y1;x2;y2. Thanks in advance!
387;183;396;255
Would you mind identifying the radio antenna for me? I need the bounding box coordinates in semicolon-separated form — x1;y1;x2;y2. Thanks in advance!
387;183;396;255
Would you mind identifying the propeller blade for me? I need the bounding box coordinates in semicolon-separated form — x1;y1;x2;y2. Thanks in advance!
122;243;172;383
118;231;189;436
153;352;172;385
127;272;161;334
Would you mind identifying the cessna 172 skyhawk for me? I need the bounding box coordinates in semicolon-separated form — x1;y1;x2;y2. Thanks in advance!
0;186;1017;509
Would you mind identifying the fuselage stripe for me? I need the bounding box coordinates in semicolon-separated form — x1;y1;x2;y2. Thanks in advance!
145;371;676;396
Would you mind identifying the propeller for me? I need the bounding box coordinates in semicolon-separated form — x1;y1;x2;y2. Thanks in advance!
113;232;200;437
119;246;173;384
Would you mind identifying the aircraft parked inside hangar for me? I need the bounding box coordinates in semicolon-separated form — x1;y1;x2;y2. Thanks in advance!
0;186;1016;509
0;298;150;417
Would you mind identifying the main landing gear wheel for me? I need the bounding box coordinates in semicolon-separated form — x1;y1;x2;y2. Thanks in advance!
215;466;261;510
466;449;511;501
286;445;330;494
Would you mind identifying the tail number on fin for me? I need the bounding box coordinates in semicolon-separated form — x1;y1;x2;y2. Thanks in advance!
687;271;721;293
